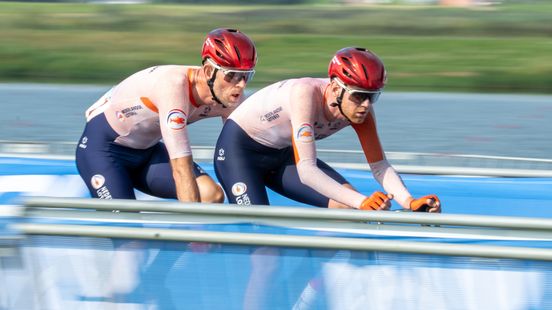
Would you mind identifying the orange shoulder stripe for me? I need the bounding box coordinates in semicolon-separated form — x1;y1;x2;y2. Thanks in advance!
187;68;199;108
292;136;300;164
140;97;159;113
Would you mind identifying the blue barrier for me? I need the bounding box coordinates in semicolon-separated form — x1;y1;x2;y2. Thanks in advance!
4;226;552;310
2;156;552;216
2;156;552;309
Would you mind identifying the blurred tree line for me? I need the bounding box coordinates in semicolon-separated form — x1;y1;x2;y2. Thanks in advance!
1;2;550;92
3;0;549;4
3;0;334;3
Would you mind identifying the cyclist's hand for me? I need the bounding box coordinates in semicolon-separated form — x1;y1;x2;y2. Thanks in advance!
360;191;393;211
410;194;441;213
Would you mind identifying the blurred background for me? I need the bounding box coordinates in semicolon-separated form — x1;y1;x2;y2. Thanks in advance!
0;0;551;157
2;3;552;309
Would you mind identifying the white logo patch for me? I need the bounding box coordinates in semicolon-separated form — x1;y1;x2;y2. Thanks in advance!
79;136;88;149
231;182;247;196
166;109;187;130
91;174;105;190
217;148;225;161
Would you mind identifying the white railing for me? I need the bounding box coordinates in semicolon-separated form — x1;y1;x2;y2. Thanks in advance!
16;197;552;261
23;197;552;231
1;141;552;177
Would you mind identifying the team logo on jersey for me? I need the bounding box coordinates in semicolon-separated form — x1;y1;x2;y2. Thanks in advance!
231;182;247;196
79;136;88;149
166;109;187;130
91;174;105;190
116;111;125;121
260;106;282;123
217;148;225;161
296;123;314;143
232;182;250;205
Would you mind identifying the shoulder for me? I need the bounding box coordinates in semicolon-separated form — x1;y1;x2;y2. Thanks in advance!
290;77;327;88
290;77;327;97
290;78;327;104
158;65;196;84
148;65;200;97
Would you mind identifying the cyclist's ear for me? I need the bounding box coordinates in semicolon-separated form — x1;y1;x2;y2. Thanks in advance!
203;62;215;78
330;79;340;95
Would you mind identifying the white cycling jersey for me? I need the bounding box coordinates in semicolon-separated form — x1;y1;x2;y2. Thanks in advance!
230;77;412;208
85;65;233;159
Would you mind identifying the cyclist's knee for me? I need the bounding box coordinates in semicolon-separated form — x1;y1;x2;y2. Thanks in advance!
197;176;225;203
203;184;225;203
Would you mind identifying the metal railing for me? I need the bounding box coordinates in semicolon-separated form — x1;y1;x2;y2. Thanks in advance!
15;197;552;261
15;223;552;261
24;197;552;231
2;141;552;177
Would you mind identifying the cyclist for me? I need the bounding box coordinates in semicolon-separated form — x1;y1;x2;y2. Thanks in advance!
215;47;440;212
76;28;257;202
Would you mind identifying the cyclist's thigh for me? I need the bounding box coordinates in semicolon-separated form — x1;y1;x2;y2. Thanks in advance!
76;114;135;199
214;120;270;205
135;143;209;199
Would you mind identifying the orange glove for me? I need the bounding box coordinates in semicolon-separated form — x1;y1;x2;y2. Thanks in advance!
360;191;392;211
410;194;441;213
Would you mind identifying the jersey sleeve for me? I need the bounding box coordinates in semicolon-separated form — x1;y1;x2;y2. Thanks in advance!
352;108;412;206
290;82;367;209
152;75;193;159
350;107;385;163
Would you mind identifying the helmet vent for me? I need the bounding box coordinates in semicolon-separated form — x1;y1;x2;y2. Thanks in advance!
361;64;368;79
233;46;242;61
342;69;352;78
341;57;352;66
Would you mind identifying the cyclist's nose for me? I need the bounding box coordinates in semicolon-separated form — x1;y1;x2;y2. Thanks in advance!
359;97;371;107
235;76;247;87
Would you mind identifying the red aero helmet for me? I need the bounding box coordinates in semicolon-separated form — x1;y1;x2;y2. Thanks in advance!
201;28;257;70
328;47;386;90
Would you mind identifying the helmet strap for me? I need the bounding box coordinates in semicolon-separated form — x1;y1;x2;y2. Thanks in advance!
335;88;352;123
206;68;227;108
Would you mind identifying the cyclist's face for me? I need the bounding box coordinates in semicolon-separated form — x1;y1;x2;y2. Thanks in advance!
206;61;252;108
213;69;248;108
331;78;380;124
341;90;373;124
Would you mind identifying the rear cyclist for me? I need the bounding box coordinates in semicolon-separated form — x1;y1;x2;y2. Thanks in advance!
76;28;257;202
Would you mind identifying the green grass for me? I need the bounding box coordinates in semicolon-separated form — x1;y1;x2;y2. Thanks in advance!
1;2;551;93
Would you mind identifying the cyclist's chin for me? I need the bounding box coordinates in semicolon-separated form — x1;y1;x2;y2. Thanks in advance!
348;115;367;124
223;95;242;108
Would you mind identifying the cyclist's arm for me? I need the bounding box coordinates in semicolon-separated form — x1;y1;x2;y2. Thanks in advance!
154;75;200;202
352;108;413;208
170;156;200;202
290;81;366;209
